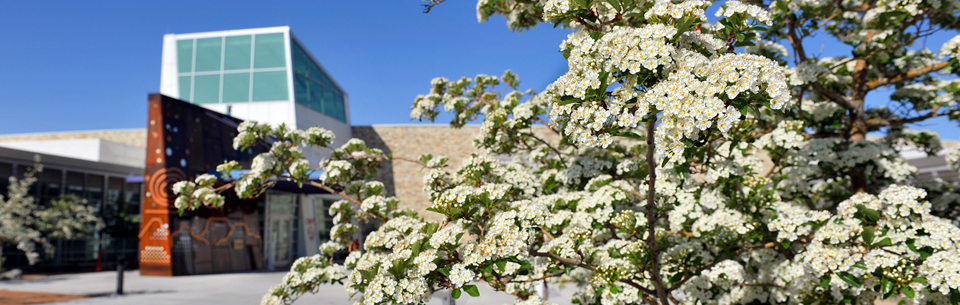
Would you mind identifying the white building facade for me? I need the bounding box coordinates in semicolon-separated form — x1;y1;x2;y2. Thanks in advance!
159;26;352;163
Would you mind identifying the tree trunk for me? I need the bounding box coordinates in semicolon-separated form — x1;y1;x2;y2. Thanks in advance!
645;119;670;305
848;58;869;194
849;101;868;194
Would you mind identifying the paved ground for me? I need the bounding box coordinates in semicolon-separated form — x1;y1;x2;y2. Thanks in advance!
0;270;576;305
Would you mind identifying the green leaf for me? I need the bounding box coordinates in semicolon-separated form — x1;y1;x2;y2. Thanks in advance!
610;285;623;294
881;277;894;296
863;226;876;245
902;285;916;298
557;96;581;106
775;0;787;11
496;260;507;272
911;277;927;284
670;272;684;283
838;272;862;288
853;262;867;270
562;48;572;60
820;275;832;288
590;31;603;40
360;269;375;280
874;238;893;247
950;290;960;305
855;204;882;223
411;241;422;258
605;0;622;12
672;16;695;41
452;288;462;299
463;285;480;297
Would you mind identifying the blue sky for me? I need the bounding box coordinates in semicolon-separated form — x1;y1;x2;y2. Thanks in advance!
0;1;570;134
0;1;957;139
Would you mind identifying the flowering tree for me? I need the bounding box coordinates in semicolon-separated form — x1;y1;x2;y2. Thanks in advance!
0;157;103;271
172;0;960;304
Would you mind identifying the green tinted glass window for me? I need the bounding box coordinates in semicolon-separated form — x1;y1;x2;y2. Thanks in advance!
179;76;192;101
334;94;346;121
195;38;222;72
252;71;288;101
294;74;309;106
224;35;251;70
194;74;220;104
322;89;337;118
177;40;194;73
309;81;325;112
222;72;250;103
254;33;286;69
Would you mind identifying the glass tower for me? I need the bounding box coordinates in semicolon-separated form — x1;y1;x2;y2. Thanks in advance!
160;27;351;162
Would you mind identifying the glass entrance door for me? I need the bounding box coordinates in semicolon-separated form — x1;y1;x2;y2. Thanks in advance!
266;193;296;268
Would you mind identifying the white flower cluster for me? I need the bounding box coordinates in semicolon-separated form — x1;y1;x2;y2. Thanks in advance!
171;173;224;212
768;201;831;241
320;160;353;183
946;148;960;170
261;254;347;305
800;99;842;122
653;53;789;163
920;251;960;294
745;40;789;58
715;1;772;25
939;34;960;60
542;0;572;17
431;183;512;212
755;120;805;149
645;0;710;22
786;60;829;86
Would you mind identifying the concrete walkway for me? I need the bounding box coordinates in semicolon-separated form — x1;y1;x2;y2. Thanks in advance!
0;270;576;305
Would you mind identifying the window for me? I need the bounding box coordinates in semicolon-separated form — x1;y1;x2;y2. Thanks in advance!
223;35;251;70
86;174;104;210
222;72;250;103
252;71;288;101
40;168;62;205
193;74;220;104
177;40;193;73
179;76;192;101
66;171;84;196
194;38;222;72
254;33;286;69
0;162;11;194
176;32;289;104
290;39;346;122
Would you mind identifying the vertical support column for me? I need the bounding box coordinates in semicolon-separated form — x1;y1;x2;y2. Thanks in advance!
139;94;176;276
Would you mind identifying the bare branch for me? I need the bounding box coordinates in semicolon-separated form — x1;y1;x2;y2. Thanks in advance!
866;61;950;90
422;0;446;13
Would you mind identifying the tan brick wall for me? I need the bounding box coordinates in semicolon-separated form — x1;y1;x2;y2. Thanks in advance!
0;129;147;147
352;124;560;222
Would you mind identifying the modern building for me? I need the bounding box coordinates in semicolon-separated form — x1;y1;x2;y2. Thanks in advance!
0;130;144;272
158;26;352;163
142;26;358;275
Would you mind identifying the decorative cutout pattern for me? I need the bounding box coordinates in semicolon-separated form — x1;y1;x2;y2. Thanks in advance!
140;245;171;264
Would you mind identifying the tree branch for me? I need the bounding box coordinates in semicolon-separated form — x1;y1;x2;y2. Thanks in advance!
866;61;950;90
422;0;446;13
644;118;669;305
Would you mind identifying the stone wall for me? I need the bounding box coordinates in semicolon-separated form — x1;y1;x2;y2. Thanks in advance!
352;124;560;222
0;129;147;147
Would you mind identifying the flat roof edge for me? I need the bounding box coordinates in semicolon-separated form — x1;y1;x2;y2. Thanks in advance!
169;26;290;39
